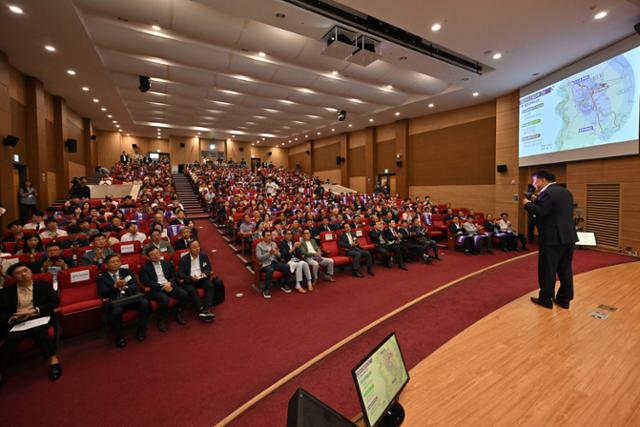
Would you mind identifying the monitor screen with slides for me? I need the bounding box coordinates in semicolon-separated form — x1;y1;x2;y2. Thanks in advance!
519;44;640;166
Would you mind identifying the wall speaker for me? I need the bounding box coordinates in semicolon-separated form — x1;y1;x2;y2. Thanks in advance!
90;134;97;141
268;151;272;156
239;147;244;152
635;21;640;35
497;164;507;173
336;156;342;165
65;138;78;153
138;75;151;92
396;160;403;167
3;135;19;147
180;143;185;148
305;150;310;155
132;143;138;149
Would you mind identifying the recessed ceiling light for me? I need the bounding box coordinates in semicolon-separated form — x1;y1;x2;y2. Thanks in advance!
112;120;117;123
258;51;266;57
317;131;321;135
492;52;502;60
331;70;339;76
262;137;266;141
369;118;374;122
126;133;130;136
67;70;76;76
348;124;352;128
44;45;56;52
331;128;335;132
472;92;479;97
197;132;201;135
156;149;160;152
8;5;23;14
294;138;298;141
395;112;400;116
152;25;161;31
594;11;607;20
115;125;120;128
305;135;309;138
81;86;89;92
428;103;435;108
288;139;292;143
107;114;112;118
93;98;99;103
431;23;441;32
100;107;107;111
386;85;393;90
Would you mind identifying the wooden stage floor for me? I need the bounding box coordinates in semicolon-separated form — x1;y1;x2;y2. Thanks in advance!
397;261;640;426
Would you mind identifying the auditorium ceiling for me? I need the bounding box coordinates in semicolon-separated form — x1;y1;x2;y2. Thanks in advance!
0;0;638;145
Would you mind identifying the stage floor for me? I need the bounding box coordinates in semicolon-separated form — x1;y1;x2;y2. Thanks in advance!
397;261;640;426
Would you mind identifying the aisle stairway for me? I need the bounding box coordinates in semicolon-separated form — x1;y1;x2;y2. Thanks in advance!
172;173;210;220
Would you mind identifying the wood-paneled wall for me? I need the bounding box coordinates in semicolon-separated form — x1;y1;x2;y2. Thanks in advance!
315;169;341;185
313;142;341;172
409;185;497;216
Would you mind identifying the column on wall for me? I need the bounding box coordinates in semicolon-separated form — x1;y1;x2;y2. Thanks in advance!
495;92;521;230
308;140;315;176
340;133;349;185
52;96;70;198
83;118;95;173
395;119;408;198
0;51;15;229
24;76;51;207
364;127;376;193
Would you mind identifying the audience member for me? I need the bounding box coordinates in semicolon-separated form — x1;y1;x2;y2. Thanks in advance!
177;240;216;322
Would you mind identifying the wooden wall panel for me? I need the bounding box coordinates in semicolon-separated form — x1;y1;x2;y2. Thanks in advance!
349;130;366;148
349;146;365;176
409;185;497;216
314;168;341;185
45;119;57;173
289;152;310;174
68;161;86;180
408;118;496;186
349;176;366;192
65;110;84;165
377;139;396;174
9;98;27;160
376;124;395;142
409;101;496;136
250;146;288;167
226;140;251;163
495;93;521;230
313;142;341;171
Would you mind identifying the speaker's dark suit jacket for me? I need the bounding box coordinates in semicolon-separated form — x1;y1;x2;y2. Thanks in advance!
524;184;578;246
0;281;58;331
97;267;140;299
177;253;212;281
139;260;177;292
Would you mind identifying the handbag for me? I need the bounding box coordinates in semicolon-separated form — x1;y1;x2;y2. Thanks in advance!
213;278;225;306
107;292;145;308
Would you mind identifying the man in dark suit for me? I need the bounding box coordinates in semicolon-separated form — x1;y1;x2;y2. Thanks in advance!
177;240;216;322
524;171;579;309
173;226;193;251
369;221;407;270
33;242;76;273
338;223;373;278
0;263;62;385
383;220;411;262
97;254;150;347
139;247;189;332
449;216;473;255
119;151;130;164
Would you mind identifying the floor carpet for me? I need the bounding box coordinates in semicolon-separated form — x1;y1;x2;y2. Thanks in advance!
0;219;634;427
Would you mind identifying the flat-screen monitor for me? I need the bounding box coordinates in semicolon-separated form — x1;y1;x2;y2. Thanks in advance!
286;388;355;427
149;153;160;161
352;332;409;427
519;43;640;166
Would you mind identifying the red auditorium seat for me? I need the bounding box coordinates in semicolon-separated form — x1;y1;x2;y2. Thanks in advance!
319;231;352;268
2;241;17;255
354;228;375;251
113;240;142;255
57;265;103;336
251;239;283;289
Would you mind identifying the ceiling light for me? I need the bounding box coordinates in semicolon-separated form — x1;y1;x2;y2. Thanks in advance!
156;149;160;152
288;140;292;143
100;107;107;111
197;132;201;135
44;45;56;52
428;103;434;108
331;128;335;132
281;143;285;146
107;114;112;118
262;137;266;140
81;86;89;92
369;118;374;123
331;70;339;76
67;70;76;76
349;98;362;103
395;112;400;116
258;51;266;57
431;23;441;32
305;135;309;138
8;5;23;14
93;98;99;103
317;132;321;135
492;52;502;60
152;25;161;31
348;124;352;128
115;125;120;128
594;11;607;20
298;88;314;94
113;120;117;123
472;92;479;97
386;85;393;90
294;138;298;141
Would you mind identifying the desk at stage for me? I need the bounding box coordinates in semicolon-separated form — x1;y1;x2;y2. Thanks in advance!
358;261;640;426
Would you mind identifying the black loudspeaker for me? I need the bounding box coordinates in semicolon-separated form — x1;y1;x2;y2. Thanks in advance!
286;388;354;427
239;147;244;152
3;135;19;146
138;75;151;92
337;110;347;121
268;151;272;156
132;143;138;149
635;21;640;35
90;134;97;141
65;138;78;152
497;164;507;173
336;156;342;165
396;160;403;167
305;150;310;155
180;143;185;148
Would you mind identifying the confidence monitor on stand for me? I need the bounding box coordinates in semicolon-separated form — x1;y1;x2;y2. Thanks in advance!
352;332;409;427
287;388;355;427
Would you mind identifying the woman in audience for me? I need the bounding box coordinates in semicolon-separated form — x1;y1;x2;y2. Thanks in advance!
17;235;45;263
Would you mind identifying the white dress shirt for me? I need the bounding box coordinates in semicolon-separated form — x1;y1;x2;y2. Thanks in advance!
152;261;168;284
189;255;202;277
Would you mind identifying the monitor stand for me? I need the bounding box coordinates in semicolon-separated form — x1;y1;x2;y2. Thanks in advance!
378;400;405;427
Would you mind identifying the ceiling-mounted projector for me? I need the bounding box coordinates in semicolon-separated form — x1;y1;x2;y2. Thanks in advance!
347;35;381;66
321;26;357;60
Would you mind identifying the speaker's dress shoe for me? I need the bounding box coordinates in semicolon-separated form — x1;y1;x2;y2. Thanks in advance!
530;297;553;309
49;364;63;382
553;298;570;309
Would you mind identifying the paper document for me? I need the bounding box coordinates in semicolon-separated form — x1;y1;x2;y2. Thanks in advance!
10;316;51;332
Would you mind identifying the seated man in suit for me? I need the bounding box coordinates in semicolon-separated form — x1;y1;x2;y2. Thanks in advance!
383;220;411;263
97;254;150;347
299;229;335;283
120;222;146;244
255;230;292;299
498;212;528;251
369;221;407;270
38;218;68;241
139;247;189;332
0;263;62;385
173;226;193;251
279;230;313;293
80;234;115;267
33;242;76;273
60;225;90;250
397;219;424;262
462;217;493;254
177;240;216;322
143;229;174;256
483;214;510;251
338;223;373;278
449;216;473;255
409;217;440;262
